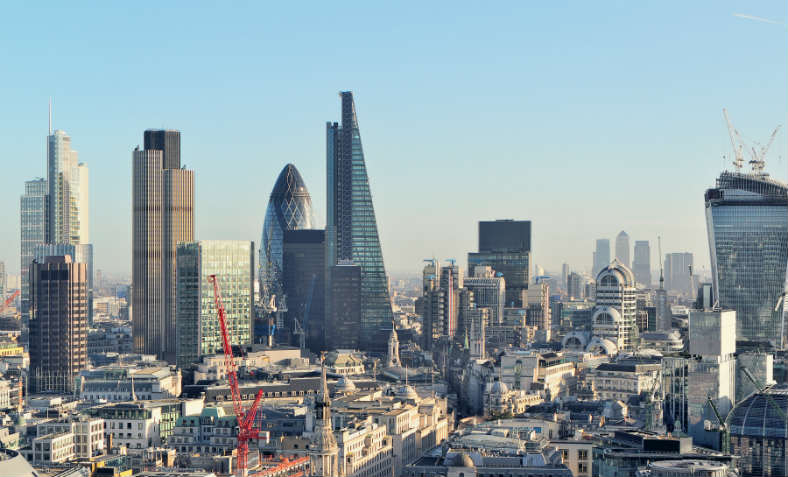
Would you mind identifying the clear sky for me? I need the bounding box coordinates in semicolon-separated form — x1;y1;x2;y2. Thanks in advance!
1;1;786;279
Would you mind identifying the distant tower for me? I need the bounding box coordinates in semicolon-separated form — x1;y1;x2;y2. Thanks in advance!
615;231;630;269
632;240;652;287
20;179;48;317
386;321;400;368
311;355;338;477
593;239;611;277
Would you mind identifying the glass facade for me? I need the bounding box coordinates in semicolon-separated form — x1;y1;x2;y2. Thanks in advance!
326;92;393;349
20;179;48;316
705;171;788;348
730;389;788;477
260;164;313;300
176;241;253;369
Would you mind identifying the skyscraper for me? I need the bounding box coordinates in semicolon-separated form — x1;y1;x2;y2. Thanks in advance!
464;266;506;326
20;179;48;316
133;130;194;362
326;91;393;349
592;261;638;352
260;164;314;301
47;129;88;245
468;220;531;307
632;240;651;287
664;252;694;295
175;241;253;369
593;239;610;277
282;230;325;351
705;171;788;347
615;231;630;268
29;255;88;394
326;261;362;350
33;243;93;322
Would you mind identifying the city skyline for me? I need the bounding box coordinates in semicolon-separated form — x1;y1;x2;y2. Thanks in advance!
2;2;787;278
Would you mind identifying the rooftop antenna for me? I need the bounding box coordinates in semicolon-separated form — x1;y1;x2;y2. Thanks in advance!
48;98;52;135
658;236;664;289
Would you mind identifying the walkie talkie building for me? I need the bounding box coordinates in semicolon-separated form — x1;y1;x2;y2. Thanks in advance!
705;171;788;348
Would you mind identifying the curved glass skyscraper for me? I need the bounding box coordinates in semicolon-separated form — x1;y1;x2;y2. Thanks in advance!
705;171;788;348
260;164;313;298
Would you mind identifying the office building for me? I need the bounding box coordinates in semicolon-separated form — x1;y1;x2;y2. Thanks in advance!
282;229;325;351
632;240;651;287
20;178;48;316
47;129;88;245
593;238;610;277
615;230;630;268
561;263;569;290
464;266;505;325
686;309;736;449
326;91;393;350
705;171;788;347
567;272;584;300
527;281;551;341
591;260;638;352
664;252;694;295
29;256;88;394
33;243;94;323
325;261;362;350
132;129;194;362
175;241;253;369
468;220;532;307
260;164;314;301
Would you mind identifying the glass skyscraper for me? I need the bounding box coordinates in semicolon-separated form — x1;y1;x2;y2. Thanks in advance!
175;240;253;369
705;171;788;348
20;178;48;316
468;220;531;308
260;164;313;301
326;91;393;350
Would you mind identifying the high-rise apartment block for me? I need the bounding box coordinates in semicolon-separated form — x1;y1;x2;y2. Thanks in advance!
615;231;630;268
468;220;531;307
29;256;88;394
592;238;610;277
175;241;253;369
282;230;325;351
20;179;48;315
705;171;788;347
325;92;393;350
133;129;194;362
632;240;651;287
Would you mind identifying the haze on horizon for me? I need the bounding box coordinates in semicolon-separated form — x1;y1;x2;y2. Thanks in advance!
1;1;786;279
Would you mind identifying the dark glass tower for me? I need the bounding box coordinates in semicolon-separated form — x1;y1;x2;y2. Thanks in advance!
283;230;325;351
468;220;532;307
326;91;393;350
260;164;313;300
144;130;181;170
705;171;788;348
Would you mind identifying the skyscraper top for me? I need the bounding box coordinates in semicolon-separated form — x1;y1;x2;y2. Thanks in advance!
478;220;531;253
144;129;181;169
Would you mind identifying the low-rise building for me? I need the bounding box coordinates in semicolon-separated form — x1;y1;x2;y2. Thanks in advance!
80;366;182;402
36;416;105;459
588;361;660;402
31;432;75;466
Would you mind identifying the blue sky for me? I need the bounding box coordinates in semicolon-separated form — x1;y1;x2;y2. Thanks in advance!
1;1;786;278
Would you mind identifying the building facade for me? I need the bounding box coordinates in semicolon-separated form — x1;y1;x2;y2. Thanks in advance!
592;261;638;352
468;220;531;308
664;252;694;295
593;239;611;278
29;256;88;393
175;240;253;369
282;229;325;352
132;130;194;362
47;129;88;245
326;261;362;350
20;178;48;316
705;171;788;347
326;91;393;350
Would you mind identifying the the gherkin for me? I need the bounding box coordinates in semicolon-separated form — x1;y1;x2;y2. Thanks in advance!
260;164;313;300
326;91;393;350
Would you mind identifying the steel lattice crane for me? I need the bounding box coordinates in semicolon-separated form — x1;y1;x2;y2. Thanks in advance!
0;290;20;315
209;274;264;477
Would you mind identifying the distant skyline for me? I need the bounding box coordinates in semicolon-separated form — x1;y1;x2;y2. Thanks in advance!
1;2;786;278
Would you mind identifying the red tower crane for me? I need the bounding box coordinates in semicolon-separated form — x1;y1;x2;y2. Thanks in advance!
0;290;20;315
209;274;264;477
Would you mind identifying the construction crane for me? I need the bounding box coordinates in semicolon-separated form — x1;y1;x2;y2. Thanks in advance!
704;395;730;454
0;290;20;315
723;108;745;171
208;275;264;477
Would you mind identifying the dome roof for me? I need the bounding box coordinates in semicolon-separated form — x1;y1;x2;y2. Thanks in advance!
396;384;419;400
270;163;310;199
335;376;356;393
596;259;636;287
586;336;618;355
450;452;476;468
490;380;509;395
592;306;623;325
730;387;788;438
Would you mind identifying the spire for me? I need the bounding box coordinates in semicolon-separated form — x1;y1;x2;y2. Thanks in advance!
318;352;331;424
658;235;665;290
48;97;52;135
130;371;137;401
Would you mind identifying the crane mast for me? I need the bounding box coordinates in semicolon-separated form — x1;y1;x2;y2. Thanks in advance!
209;274;264;477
